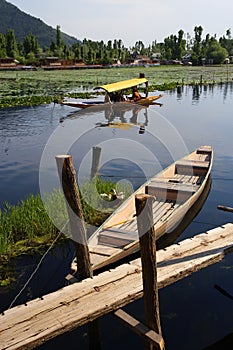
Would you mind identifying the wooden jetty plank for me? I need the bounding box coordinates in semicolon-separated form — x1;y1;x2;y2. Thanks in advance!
1;224;233;350
114;309;164;349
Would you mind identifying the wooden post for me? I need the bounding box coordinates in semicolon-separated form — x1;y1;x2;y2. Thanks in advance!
90;146;101;180
55;155;101;350
56;155;92;280
217;205;233;213
135;194;164;350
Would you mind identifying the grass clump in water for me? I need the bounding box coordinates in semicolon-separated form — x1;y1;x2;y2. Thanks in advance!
0;178;132;285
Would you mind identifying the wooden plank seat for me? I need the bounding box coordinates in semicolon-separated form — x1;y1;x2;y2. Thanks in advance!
89;245;122;257
196;146;212;157
175;159;209;176
98;227;138;248
167;174;203;185
146;181;198;202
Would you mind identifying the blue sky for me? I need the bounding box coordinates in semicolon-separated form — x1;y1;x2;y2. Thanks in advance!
9;0;233;47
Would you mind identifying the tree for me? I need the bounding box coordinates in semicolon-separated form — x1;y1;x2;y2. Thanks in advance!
163;31;186;60
177;29;186;59
185;32;192;52
133;40;146;54
56;25;63;48
107;40;112;51
206;38;228;64
192;26;203;64
23;33;40;56
0;33;7;57
5;29;18;57
219;29;233;56
226;29;231;40
50;41;56;53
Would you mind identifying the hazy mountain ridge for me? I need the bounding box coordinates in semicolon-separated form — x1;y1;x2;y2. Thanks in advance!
0;0;79;47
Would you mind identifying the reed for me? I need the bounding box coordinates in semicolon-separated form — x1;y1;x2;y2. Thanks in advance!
0;195;57;258
0;178;131;285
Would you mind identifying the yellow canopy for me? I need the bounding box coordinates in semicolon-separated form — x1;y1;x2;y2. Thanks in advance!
94;78;148;93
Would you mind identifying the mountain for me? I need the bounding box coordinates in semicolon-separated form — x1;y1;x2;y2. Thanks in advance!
0;0;79;47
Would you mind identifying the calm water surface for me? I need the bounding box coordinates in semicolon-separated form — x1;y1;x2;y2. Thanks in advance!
0;84;233;349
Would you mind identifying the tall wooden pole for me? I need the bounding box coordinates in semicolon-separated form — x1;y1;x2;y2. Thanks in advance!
90;146;101;180
55;155;101;350
56;155;92;280
135;194;164;350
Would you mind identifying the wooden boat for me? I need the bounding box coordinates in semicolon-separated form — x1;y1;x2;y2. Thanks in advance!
60;76;163;109
71;145;213;273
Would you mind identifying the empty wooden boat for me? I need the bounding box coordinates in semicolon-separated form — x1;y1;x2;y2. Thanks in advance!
71;145;213;273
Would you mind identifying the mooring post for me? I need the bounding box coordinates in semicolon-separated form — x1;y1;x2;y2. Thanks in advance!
90;146;101;180
55;155;101;349
135;194;164;350
55;155;92;280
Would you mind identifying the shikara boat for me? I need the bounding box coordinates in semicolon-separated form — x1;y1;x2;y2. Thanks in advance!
71;145;213;273
61;76;163;109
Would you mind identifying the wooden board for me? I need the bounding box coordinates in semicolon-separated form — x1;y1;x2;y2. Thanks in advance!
0;223;233;350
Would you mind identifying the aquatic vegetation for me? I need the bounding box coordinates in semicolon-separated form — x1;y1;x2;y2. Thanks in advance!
0;178;131;285
0;65;233;108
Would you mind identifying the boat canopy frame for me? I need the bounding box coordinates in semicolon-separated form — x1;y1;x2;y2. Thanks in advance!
94;78;148;94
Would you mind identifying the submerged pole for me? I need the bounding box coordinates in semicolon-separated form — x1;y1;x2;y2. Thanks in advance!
217;205;233;213
135;194;164;350
90;146;101;180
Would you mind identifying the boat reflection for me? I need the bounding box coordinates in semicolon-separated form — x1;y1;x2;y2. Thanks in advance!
60;101;162;133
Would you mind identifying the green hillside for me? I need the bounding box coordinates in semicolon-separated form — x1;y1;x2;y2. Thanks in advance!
0;0;79;47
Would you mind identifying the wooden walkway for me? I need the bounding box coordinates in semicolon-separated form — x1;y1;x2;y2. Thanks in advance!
1;223;233;350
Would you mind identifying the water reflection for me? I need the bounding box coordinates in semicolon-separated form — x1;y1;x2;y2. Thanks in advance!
165;81;233;104
0;84;233;350
59;101;163;129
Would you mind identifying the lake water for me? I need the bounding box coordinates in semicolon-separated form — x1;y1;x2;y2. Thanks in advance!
0;83;233;349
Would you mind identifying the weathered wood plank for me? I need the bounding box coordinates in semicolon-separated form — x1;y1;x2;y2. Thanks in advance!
1;224;233;350
113;309;165;349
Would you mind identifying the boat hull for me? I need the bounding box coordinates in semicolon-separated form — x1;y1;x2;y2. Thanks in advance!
61;94;163;109
71;145;213;273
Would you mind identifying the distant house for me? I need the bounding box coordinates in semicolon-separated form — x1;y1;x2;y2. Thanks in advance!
151;52;161;60
182;54;192;65
39;57;61;67
169;59;183;65
201;58;214;65
126;54;158;66
0;58;16;67
134;55;151;65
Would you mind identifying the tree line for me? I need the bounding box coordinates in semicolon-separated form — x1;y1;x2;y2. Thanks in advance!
0;25;232;66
